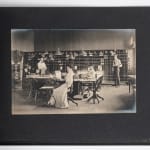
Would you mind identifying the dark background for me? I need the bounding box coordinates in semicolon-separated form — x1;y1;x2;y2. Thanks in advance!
0;7;149;144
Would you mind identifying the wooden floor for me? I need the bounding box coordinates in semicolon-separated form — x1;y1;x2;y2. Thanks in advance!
12;85;136;115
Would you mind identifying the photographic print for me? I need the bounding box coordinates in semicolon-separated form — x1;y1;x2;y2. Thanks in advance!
11;29;136;115
2;6;150;145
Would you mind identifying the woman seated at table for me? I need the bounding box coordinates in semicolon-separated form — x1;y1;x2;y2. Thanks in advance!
86;65;96;78
48;64;74;108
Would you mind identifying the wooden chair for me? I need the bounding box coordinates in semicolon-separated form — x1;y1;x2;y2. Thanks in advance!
31;79;50;105
80;81;93;97
35;86;54;105
67;85;78;106
87;76;104;104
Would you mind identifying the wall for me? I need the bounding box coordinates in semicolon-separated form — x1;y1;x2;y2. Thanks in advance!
11;29;135;51
11;29;34;52
34;29;135;51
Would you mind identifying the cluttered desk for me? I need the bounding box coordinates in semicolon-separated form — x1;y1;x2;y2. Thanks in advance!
25;68;104;104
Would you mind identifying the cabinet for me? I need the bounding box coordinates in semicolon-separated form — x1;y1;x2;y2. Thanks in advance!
22;49;128;88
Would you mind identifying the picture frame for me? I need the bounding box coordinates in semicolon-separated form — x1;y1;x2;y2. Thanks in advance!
0;7;150;145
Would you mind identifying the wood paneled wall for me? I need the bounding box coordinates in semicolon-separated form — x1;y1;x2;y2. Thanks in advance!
11;29;34;52
34;29;134;51
11;29;135;51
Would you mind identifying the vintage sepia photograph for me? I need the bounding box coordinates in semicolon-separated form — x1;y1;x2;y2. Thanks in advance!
11;29;136;115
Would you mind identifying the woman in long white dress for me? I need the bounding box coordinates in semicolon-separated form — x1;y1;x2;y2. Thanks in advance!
37;57;47;75
48;65;74;108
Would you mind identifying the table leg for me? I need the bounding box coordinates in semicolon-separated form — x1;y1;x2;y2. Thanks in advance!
129;80;131;93
97;94;104;101
87;95;93;102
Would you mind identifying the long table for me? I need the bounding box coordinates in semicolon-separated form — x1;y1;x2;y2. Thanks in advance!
26;74;103;82
74;75;104;103
26;74;103;99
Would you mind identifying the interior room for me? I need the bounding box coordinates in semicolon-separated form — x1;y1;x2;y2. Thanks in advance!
11;29;136;114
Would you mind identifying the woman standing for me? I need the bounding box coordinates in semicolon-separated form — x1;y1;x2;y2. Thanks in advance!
37;57;47;75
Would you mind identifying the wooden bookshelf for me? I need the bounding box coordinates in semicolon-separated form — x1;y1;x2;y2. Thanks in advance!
22;49;128;88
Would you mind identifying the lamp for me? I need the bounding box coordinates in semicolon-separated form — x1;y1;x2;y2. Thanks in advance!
74;65;78;70
114;48;117;55
80;49;87;56
74;52;78;57
49;53;54;61
69;52;75;60
88;51;93;56
99;51;103;56
93;51;97;56
55;48;62;55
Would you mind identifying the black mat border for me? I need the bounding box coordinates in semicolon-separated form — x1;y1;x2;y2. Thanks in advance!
0;7;150;145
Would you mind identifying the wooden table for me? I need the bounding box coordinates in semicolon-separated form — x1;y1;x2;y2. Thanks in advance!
26;74;103;98
74;75;103;103
26;75;65;103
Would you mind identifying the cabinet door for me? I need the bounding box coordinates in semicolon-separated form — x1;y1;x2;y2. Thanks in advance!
103;50;128;84
103;55;113;82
